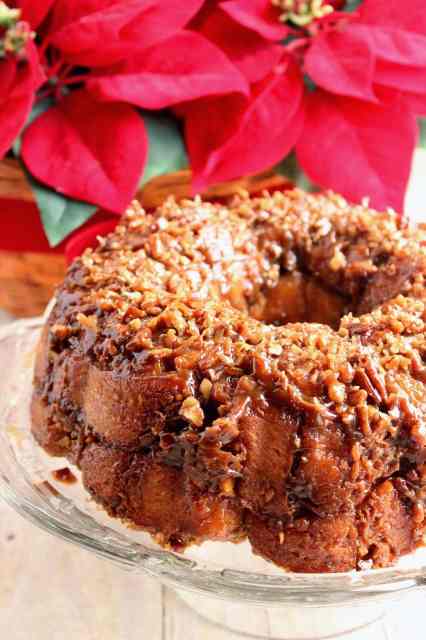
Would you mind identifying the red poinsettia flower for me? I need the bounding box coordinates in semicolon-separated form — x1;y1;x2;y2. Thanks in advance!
2;0;426;239
188;0;426;210
16;0;248;212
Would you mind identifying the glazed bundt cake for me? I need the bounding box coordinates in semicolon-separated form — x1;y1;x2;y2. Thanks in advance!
31;189;426;573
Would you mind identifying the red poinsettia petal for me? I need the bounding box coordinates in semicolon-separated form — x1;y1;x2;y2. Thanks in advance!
187;60;304;191
364;25;426;100
222;0;289;41
359;0;426;35
373;84;426;116
0;61;32;158
373;56;426;98
367;25;426;98
0;44;42;159
365;26;426;69
48;0;117;32
305;27;376;101
401;92;426;116
197;6;282;83
16;0;55;29
89;31;248;109
50;0;205;66
26;39;46;89
296;91;417;212
21;90;148;212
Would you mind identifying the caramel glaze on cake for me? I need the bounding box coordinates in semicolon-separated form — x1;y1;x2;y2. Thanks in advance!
31;189;426;573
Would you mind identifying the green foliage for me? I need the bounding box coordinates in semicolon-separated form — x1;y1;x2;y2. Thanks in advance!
29;176;96;247
276;152;318;192
139;112;188;187
419;119;426;149
345;0;363;11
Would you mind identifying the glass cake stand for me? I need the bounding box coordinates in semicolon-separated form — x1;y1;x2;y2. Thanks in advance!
1;317;426;640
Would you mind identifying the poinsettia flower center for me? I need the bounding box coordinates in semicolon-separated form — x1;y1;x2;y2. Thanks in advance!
0;2;33;59
278;1;355;71
271;0;334;26
0;2;19;28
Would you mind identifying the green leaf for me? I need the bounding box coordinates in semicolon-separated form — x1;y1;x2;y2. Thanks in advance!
276;152;318;193
139;112;187;187
419;119;426;149
28;175;96;247
344;0;363;11
12;98;53;156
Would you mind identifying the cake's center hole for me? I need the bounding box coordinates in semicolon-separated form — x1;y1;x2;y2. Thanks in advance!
249;272;346;329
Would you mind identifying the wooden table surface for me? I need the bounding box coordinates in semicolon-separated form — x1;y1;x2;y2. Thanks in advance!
1;154;426;640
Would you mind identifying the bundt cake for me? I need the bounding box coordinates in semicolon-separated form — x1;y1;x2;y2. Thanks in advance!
31;189;426;573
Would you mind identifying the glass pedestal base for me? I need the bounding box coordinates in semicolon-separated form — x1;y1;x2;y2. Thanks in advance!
176;589;395;640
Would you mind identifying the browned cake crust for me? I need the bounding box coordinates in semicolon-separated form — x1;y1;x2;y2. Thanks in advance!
31;189;426;572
